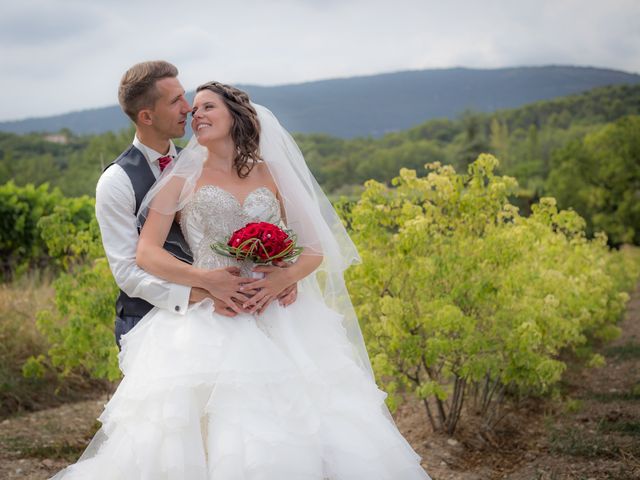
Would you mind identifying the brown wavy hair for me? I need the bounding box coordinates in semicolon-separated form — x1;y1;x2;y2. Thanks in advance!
195;81;261;178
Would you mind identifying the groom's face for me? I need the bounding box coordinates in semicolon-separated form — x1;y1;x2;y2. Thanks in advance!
145;77;191;139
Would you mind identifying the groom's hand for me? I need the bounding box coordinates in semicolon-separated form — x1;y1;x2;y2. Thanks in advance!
200;266;253;314
189;287;210;304
188;287;238;317
212;296;240;317
277;283;297;308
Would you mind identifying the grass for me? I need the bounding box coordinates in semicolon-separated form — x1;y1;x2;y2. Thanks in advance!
603;467;640;480
587;389;640;403
549;426;619;459
3;435;86;462
604;342;640;360
549;417;640;459
0;274;54;415
549;419;640;467
599;420;640;437
0;272;109;418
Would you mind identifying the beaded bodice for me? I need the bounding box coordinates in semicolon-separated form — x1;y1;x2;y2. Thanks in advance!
180;185;281;275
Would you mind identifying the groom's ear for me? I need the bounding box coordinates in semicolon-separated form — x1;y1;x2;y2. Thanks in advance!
138;109;153;126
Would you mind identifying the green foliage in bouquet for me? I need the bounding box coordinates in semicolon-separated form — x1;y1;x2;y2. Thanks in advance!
343;154;640;434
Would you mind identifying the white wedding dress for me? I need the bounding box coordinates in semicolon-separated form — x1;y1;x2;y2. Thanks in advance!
52;184;431;479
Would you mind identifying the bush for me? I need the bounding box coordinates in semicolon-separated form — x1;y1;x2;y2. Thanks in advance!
0;181;96;278
344;154;640;434
25;197;120;382
0;182;62;277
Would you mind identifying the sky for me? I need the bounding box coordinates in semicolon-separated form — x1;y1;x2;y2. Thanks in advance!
1;0;639;122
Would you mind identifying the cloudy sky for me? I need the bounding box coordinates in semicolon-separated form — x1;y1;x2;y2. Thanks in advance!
1;0;639;122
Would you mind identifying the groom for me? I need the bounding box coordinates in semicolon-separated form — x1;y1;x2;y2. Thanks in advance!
96;60;295;348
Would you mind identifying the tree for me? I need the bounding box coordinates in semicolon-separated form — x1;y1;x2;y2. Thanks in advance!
547;115;640;245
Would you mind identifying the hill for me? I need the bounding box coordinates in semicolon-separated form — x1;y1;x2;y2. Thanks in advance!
1;66;639;138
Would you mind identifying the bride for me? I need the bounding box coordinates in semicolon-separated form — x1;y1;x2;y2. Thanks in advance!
51;81;431;479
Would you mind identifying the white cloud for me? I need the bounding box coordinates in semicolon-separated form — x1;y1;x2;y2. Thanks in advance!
0;0;638;121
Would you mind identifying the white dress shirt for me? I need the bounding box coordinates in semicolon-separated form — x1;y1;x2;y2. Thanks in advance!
95;135;190;315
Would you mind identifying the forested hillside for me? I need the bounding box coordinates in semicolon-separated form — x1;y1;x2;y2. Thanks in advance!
298;83;640;191
1;83;638;244
0;128;133;198
1;66;638;137
297;84;640;244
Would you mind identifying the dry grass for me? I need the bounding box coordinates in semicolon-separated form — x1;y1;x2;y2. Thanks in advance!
0;273;110;419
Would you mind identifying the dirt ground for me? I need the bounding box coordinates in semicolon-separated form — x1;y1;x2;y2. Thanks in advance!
1;282;639;480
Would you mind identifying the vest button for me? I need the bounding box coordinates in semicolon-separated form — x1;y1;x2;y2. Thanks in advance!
175;305;180;312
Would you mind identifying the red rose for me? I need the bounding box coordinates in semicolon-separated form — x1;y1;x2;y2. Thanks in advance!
228;222;261;247
218;221;298;263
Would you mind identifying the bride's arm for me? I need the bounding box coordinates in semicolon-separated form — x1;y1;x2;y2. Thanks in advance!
136;208;250;313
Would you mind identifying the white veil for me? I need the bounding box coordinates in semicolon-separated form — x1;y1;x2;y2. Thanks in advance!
137;103;375;380
255;104;374;380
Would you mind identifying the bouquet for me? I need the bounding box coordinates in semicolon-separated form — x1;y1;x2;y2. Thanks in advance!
211;221;303;264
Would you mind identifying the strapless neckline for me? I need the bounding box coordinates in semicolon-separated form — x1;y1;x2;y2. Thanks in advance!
180;183;282;273
194;184;276;209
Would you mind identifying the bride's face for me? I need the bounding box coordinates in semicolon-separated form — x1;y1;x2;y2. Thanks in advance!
191;90;233;146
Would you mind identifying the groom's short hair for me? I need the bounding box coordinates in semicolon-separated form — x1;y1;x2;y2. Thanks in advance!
118;60;179;123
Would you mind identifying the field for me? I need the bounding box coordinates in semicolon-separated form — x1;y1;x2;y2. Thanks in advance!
0;280;638;479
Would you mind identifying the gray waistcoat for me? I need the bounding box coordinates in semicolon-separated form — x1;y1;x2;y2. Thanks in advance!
105;145;193;318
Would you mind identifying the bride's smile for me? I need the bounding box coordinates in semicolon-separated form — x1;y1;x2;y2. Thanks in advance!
191;90;234;145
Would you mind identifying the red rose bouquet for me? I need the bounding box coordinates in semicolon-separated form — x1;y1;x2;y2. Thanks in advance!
211;221;302;264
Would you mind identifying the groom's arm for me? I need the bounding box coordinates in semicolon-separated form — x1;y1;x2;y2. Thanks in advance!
95;165;191;314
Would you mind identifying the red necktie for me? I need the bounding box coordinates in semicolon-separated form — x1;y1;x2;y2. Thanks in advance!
158;155;172;172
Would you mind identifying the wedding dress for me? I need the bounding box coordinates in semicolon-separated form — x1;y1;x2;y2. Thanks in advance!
51;182;431;479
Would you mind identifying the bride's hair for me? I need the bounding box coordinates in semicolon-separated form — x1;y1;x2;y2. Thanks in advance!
195;81;261;178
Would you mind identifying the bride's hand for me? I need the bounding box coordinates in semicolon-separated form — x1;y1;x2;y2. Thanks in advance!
241;264;294;314
198;266;253;314
255;262;298;314
277;283;297;308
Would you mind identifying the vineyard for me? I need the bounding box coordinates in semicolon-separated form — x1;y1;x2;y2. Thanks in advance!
0;93;639;477
1;151;638;422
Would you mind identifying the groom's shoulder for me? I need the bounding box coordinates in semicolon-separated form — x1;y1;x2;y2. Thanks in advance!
103;144;139;172
97;144;139;197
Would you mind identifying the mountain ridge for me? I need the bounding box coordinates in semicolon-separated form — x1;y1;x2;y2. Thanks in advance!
2;65;639;138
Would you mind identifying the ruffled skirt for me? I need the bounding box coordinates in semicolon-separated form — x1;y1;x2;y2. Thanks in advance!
51;292;430;479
